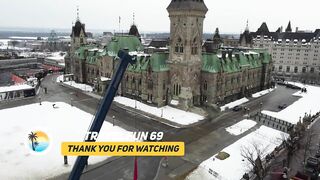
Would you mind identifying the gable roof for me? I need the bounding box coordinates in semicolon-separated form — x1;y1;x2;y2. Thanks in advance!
256;22;270;34
71;20;88;38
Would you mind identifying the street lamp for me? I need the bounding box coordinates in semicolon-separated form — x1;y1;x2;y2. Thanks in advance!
161;108;163;118
135;99;137;109
260;102;263;113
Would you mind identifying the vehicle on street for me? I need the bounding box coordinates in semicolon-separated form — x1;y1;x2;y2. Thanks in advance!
232;105;242;111
278;104;287;110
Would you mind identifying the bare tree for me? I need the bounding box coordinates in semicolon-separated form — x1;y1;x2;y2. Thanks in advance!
303;128;317;164
241;142;269;180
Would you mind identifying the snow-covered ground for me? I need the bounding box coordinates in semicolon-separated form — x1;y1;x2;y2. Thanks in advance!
0;39;30;51
225;119;257;136
187;126;287;180
252;87;276;98
56;75;93;92
114;96;204;126
0;39;10;47
9;36;40;40
262;84;320;124
0;102;135;179
286;81;306;89
220;97;249;111
46;52;66;62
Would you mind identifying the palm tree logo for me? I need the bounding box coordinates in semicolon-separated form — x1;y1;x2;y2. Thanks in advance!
28;131;38;151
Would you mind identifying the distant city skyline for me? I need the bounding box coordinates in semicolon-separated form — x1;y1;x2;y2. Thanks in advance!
0;0;319;34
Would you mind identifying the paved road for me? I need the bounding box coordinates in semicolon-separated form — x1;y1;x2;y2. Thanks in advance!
80;86;301;180
0;74;301;180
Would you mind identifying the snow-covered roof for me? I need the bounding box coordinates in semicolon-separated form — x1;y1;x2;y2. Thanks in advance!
0;84;33;93
27;77;37;82
100;76;111;81
88;48;99;52
170;100;179;106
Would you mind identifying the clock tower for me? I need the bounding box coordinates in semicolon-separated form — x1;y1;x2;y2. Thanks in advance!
167;0;208;109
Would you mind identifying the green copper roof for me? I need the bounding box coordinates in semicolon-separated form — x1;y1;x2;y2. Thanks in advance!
107;35;144;57
202;51;271;73
127;55;149;72
150;53;169;72
202;53;221;73
75;46;88;60
261;52;272;64
74;46;102;65
127;52;169;73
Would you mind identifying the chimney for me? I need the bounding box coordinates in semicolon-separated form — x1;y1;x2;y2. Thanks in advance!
280;26;283;33
228;51;233;60
222;51;226;59
235;53;240;60
296;27;299;32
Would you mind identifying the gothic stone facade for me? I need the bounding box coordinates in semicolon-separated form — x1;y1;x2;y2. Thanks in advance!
65;0;273;110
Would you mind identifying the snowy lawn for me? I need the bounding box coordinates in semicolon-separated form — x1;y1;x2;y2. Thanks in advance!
225;119;257;136
114;96;204;126
0;102;135;179
220;97;249;111
187;126;287;180
252;87;276;98
262;84;320;124
56;75;93;92
286;81;306;89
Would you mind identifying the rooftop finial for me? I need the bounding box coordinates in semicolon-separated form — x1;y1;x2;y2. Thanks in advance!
245;19;249;32
133;12;135;25
76;6;80;21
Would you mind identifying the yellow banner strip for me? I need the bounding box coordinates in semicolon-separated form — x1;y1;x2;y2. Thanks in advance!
61;142;185;156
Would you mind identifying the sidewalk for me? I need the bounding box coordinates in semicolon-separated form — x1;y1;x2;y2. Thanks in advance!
154;157;198;180
67;86;208;129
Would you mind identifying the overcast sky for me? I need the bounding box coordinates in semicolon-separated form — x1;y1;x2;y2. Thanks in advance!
0;0;319;34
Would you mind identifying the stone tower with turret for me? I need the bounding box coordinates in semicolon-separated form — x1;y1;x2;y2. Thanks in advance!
65;8;88;77
167;0;208;110
70;20;87;52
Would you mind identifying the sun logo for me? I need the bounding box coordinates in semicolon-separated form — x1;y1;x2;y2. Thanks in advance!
28;131;50;152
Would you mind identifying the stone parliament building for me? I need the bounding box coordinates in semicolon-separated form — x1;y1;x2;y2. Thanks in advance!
65;0;273;110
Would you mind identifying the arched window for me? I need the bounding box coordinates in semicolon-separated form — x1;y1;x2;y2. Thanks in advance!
173;84;181;95
279;65;283;72
148;79;153;89
191;38;198;55
132;77;136;90
204;80;208;91
286;66;290;72
302;67;306;73
310;67;315;73
294;66;298;73
175;37;184;53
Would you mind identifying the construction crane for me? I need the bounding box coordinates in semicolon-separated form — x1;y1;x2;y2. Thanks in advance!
68;50;135;180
